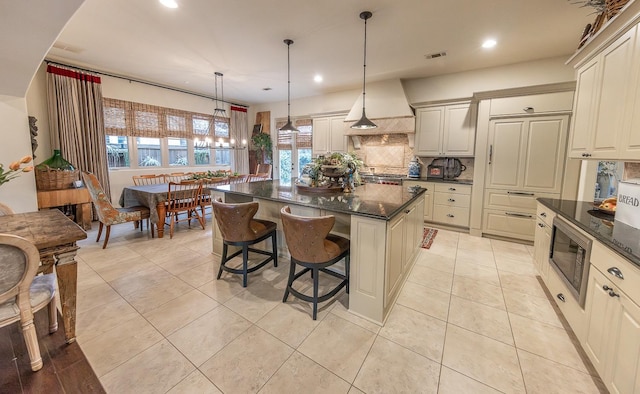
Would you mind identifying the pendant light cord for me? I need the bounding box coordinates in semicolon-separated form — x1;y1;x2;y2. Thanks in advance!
287;40;292;123
362;14;368;114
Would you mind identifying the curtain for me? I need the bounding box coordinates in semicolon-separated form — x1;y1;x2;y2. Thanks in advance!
46;64;111;204
230;106;249;174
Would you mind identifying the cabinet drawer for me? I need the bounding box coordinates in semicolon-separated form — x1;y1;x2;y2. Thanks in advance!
489;91;574;116
482;208;536;241
591;242;640;303
536;203;556;228
403;181;435;193
434;192;470;208
484;189;558;212
434;183;471;195
545;264;587;342
433;205;469;227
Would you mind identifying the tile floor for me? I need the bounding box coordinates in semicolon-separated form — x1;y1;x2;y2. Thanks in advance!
73;220;607;393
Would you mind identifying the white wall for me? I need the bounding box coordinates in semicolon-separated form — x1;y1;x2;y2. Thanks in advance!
0;95;38;212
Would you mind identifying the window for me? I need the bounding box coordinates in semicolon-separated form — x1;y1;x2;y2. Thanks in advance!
168;138;188;166
102;98;237;169
105;135;129;168
137;137;161;166
277;119;312;183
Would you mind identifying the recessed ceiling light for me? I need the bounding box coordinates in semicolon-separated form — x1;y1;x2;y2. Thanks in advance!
314;74;323;83
482;39;497;49
159;0;178;9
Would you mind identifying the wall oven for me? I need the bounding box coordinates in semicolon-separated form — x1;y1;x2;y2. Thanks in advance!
549;216;592;308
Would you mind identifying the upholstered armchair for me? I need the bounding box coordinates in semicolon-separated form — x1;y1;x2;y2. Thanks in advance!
82;171;154;248
0;234;58;371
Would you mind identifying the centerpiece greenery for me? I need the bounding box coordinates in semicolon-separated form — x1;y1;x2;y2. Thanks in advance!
300;152;364;189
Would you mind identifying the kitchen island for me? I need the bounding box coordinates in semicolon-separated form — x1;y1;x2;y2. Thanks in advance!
210;180;426;324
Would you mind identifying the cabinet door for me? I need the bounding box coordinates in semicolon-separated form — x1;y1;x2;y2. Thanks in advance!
569;57;600;158
584;268;619;377
486;119;527;189
521;116;568;193
533;220;550;280
329;117;347;153
443;103;475;156
403;204;418;272
606;292;640;394
591;28;636;159
312;118;330;156
386;214;405;305
415;107;444;156
621;27;640;160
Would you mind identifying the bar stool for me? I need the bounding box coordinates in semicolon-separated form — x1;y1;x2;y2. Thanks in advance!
211;198;278;287
280;206;350;320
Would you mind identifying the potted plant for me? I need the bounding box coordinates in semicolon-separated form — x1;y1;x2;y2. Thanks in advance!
251;132;272;163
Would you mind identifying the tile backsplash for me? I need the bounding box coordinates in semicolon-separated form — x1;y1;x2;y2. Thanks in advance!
624;162;640;181
354;134;475;180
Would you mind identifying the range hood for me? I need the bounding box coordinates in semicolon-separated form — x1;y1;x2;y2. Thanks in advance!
344;79;415;137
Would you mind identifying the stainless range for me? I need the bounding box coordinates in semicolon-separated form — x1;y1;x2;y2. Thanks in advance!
360;173;404;185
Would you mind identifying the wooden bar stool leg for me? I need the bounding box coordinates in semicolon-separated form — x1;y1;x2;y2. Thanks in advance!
312;267;320;320
218;243;228;280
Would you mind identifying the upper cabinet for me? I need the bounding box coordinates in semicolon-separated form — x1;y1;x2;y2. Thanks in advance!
312;115;348;156
569;25;640;160
415;102;476;157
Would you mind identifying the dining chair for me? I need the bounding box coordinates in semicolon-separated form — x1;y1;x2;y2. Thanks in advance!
165;172;193;183
255;164;272;177
81;172;154;248
228;174;249;184
280;206;349;320
196;177;228;216
212;198;277;287
132;174;167;185
0;202;15;216
166;181;205;239
247;174;270;182
0;234;58;371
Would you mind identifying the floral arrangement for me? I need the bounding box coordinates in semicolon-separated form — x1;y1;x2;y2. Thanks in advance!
300;152;365;187
190;170;230;180
0;156;33;186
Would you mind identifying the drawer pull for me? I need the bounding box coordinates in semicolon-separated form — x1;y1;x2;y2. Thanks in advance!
448;198;456;202
603;285;614;291
405;210;410;214
446;214;455;218
607;267;624;280
448;187;456;191
489;144;493;165
537;222;545;228
523;107;534;112
609;290;620;298
507;191;535;196
505;212;533;218
556;293;565;302
540;212;547;218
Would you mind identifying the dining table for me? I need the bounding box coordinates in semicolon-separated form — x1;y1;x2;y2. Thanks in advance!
0;209;87;343
119;183;172;238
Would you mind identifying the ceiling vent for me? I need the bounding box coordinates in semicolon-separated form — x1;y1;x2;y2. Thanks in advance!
425;51;447;60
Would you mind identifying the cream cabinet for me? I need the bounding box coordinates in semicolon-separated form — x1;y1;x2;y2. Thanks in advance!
584;265;640;394
414;103;476;157
533;203;555;281
489;91;574;116
403;180;435;221
312;115;347;156
432;183;471;228
385;195;425;309
569;26;638;160
482;115;568;241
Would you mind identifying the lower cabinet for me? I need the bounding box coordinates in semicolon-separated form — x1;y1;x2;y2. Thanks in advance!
403;180;434;221
385;195;424;309
533;217;553;282
432;183;471;228
584;267;640;394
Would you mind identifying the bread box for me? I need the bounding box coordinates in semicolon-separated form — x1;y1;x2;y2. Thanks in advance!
616;181;640;229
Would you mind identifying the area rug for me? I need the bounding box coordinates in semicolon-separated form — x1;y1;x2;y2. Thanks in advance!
421;227;438;249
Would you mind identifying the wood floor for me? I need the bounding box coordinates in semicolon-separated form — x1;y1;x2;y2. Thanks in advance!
0;308;104;393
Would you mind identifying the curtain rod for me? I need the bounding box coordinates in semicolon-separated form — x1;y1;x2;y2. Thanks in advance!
44;59;249;108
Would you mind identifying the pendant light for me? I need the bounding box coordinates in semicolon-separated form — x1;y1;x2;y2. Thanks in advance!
279;39;299;133
213;71;226;118
351;11;377;129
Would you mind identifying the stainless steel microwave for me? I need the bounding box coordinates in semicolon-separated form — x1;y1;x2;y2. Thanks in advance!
549;216;592;308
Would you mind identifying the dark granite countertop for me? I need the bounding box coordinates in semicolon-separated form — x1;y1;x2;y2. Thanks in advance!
403;177;473;185
211;180;426;220
538;198;640;267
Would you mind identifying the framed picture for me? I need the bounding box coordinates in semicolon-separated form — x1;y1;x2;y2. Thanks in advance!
252;124;263;135
427;165;444;178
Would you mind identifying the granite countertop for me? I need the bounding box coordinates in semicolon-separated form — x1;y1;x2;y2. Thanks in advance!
538;198;640;267
404;177;473;185
211;180;426;220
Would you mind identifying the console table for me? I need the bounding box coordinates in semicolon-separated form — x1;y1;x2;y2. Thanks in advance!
37;188;92;230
